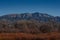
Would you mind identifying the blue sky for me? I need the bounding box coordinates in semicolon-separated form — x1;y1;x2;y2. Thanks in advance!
0;0;60;16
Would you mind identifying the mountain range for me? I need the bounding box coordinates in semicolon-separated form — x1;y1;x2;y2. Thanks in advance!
0;12;60;22
0;12;60;34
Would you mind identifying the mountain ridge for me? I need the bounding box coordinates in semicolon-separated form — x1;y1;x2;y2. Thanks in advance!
0;12;60;33
0;12;60;22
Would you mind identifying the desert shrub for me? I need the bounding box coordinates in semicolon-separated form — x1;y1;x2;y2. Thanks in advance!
27;23;35;29
21;37;27;40
29;31;36;34
58;25;60;32
35;38;43;40
32;38;47;40
50;37;56;40
14;23;25;33
15;37;20;40
39;25;51;33
14;23;24;29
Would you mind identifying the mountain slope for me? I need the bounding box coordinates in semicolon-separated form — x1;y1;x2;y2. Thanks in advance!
0;12;60;33
0;12;60;22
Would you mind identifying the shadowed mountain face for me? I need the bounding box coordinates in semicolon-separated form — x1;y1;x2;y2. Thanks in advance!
0;12;60;33
0;12;60;22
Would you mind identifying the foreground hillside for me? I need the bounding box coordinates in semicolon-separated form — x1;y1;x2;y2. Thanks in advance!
0;20;60;40
0;20;60;33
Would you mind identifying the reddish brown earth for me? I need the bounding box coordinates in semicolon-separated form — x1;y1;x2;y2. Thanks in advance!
0;32;60;40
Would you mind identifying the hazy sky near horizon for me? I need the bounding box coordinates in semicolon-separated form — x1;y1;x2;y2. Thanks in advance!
0;0;60;16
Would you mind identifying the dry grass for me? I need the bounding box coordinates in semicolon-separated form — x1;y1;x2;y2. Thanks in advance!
0;32;60;40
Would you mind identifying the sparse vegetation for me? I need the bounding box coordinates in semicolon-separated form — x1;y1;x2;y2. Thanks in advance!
0;13;60;40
